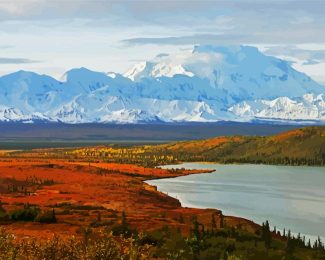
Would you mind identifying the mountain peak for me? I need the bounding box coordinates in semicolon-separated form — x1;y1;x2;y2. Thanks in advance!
61;67;109;83
124;45;270;82
2;70;44;80
0;70;58;88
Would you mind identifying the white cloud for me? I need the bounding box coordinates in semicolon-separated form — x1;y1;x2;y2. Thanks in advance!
262;45;325;84
0;0;323;84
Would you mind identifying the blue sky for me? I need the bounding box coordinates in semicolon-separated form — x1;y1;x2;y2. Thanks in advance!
0;0;325;83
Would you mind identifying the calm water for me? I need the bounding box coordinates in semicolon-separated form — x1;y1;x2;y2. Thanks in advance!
147;163;325;242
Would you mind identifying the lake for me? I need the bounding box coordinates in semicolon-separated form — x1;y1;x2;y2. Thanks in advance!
146;163;325;242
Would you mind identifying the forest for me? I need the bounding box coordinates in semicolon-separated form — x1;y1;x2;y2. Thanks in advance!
66;126;325;167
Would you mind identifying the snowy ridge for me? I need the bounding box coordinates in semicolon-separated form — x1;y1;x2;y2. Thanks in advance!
229;94;325;121
0;45;324;123
0;106;50;123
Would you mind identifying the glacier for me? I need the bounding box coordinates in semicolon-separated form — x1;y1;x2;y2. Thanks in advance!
0;45;324;124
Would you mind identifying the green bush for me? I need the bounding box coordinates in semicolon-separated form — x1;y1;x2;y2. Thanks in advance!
9;206;39;221
35;209;57;223
111;211;134;237
0;212;9;222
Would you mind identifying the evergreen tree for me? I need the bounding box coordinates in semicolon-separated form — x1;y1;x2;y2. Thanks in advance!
121;211;127;227
220;213;224;228
286;237;296;255
287;230;291;239
52;208;57;222
97;211;101;222
307;239;311;248
261;220;272;249
178;214;184;224
191;216;200;239
211;214;216;229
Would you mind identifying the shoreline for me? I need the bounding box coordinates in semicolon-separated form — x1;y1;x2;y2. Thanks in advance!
147;163;325;243
159;160;325;168
0;158;262;239
142;165;262;234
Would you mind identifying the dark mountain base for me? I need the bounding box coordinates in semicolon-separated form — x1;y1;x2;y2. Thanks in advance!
0;121;303;140
0;121;306;149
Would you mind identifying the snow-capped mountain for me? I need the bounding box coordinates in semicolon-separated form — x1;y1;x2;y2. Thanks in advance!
229;94;325;121
0;45;324;123
0;105;49;123
125;45;323;101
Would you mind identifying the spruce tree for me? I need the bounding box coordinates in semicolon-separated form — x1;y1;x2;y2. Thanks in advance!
211;214;216;229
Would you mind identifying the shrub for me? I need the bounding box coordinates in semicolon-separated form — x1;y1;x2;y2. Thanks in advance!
0;203;8;221
111;212;134;237
35;209;57;223
9;206;39;221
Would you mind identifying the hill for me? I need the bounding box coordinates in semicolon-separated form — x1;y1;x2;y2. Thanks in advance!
159;126;325;166
64;126;325;167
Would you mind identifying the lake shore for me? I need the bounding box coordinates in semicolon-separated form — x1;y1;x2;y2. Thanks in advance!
149;162;325;243
0;158;263;239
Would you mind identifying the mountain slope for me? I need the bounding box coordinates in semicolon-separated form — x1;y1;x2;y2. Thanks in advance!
158;126;325;165
70;126;325;166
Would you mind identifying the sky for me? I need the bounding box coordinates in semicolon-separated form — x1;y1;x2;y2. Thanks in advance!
0;0;325;83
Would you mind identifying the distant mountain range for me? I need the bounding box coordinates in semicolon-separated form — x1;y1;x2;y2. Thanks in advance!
0;45;324;124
